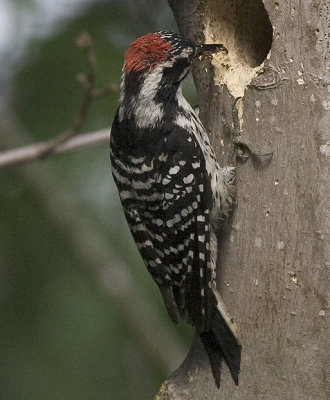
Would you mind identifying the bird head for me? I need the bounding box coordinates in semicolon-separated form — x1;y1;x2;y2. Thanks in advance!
118;31;226;127
123;31;225;85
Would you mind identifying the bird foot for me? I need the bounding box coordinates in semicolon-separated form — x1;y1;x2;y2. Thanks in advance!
223;98;273;166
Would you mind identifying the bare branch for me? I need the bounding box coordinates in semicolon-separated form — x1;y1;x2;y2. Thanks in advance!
37;32;116;158
0;129;110;168
0;32;119;169
92;83;119;99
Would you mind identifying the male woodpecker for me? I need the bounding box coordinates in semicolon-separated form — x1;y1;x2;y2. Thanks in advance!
110;31;242;387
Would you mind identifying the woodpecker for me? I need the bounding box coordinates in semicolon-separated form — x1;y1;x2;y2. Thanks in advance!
110;31;242;387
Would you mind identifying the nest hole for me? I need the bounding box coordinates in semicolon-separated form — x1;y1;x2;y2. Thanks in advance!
206;0;273;67
204;0;273;97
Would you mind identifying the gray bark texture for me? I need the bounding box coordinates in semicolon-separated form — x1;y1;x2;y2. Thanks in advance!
155;1;329;399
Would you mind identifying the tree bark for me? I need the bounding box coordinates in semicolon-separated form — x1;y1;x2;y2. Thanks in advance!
156;1;329;399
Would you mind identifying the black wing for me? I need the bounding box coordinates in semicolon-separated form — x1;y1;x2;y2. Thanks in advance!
157;125;214;332
111;119;215;331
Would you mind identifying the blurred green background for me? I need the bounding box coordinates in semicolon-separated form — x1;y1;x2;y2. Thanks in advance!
0;1;197;399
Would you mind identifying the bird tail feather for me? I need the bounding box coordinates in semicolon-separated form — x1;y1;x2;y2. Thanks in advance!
200;288;241;387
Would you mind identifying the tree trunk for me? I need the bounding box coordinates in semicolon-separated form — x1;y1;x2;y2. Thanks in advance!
156;1;329;398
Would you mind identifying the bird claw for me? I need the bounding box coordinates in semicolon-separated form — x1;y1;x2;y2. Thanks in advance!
235;145;250;162
224;98;273;165
233;135;273;162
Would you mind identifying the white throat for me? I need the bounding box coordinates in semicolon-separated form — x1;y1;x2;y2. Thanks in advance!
119;65;166;129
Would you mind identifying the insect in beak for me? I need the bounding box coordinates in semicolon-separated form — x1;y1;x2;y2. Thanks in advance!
194;43;228;60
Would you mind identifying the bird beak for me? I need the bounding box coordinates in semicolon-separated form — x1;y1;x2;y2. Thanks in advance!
194;43;228;58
